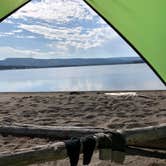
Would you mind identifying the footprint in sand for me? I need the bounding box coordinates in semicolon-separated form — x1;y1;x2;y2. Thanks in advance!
156;113;166;117
84;114;96;119
30;104;38;107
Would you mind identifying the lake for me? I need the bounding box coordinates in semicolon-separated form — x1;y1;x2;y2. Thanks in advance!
0;64;165;92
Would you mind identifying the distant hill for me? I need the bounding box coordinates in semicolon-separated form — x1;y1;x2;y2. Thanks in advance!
0;57;144;70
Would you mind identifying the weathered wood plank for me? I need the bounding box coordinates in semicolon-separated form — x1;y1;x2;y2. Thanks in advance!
0;123;166;149
0;123;110;139
0;133;166;166
119;123;166;149
0;142;67;166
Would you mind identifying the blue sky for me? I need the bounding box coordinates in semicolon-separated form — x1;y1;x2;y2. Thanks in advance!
0;0;139;60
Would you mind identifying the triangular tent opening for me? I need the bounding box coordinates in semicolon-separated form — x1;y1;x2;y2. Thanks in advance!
0;0;165;88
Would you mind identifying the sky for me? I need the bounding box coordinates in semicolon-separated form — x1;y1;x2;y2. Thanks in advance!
0;0;139;60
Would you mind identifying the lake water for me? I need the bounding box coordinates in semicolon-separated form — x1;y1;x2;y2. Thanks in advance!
0;64;165;92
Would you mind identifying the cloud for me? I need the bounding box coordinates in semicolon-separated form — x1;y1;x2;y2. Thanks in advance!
19;22;118;50
6;0;119;52
12;0;95;23
0;46;59;60
3;19;14;24
15;35;37;39
0;29;22;37
0;0;121;59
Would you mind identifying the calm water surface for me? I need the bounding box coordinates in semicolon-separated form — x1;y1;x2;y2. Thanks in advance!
0;64;165;92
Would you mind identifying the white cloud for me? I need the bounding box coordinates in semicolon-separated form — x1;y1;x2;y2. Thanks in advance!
12;0;95;23
0;46;60;60
0;29;23;37
19;23;118;50
19;24;82;40
1;0;121;58
2;19;14;24
15;35;37;39
7;0;119;51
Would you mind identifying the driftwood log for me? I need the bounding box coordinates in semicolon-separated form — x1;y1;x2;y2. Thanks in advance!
0;134;166;166
0;123;166;149
0;124;166;165
0;123;110;139
118;123;166;149
0;142;67;166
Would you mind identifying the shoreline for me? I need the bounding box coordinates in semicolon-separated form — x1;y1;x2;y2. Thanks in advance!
0;62;144;71
0;90;165;95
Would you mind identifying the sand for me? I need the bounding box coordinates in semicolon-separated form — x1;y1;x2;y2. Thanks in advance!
0;91;166;166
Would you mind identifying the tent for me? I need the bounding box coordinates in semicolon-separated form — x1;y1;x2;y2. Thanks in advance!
84;0;166;86
0;0;30;22
0;0;166;86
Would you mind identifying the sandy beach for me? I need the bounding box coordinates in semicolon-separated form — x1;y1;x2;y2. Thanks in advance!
0;91;166;166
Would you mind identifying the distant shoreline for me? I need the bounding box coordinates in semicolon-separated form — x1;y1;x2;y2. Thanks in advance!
0;61;144;71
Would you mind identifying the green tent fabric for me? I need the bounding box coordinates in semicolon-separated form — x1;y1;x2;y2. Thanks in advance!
85;0;166;85
0;0;30;22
